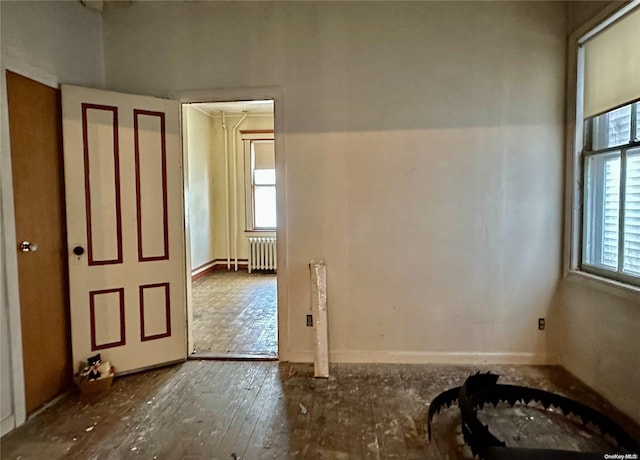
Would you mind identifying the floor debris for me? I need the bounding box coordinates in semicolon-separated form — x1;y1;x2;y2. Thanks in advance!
428;372;639;459
3;363;639;459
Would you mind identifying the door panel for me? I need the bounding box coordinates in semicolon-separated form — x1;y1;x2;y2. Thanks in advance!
6;71;72;414
61;85;186;374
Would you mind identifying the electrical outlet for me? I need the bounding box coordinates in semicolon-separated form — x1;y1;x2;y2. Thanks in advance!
306;315;313;327
538;318;545;330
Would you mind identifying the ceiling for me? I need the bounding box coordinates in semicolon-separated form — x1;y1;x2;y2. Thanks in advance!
190;100;274;116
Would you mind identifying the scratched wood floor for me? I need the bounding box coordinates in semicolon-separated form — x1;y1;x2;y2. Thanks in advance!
2;362;638;459
191;271;277;357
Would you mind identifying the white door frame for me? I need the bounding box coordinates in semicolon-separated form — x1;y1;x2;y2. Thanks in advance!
0;56;62;434
171;87;289;361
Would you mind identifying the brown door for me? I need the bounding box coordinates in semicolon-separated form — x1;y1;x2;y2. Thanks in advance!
7;70;72;414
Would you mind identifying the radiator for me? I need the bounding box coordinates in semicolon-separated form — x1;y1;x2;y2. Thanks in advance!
248;237;277;273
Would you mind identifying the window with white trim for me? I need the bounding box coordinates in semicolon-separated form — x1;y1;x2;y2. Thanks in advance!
583;102;640;283
577;5;640;286
242;132;276;231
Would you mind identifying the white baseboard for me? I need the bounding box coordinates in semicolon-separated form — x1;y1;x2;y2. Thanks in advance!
1;414;15;437
286;350;549;365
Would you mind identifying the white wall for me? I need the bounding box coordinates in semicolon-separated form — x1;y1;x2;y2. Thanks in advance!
103;1;567;364
550;282;640;422
1;0;104;434
1;1;104;88
186;106;216;270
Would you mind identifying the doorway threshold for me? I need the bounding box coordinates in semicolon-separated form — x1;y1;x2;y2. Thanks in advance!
188;352;278;361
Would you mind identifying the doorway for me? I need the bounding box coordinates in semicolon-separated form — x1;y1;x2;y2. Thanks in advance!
183;100;277;359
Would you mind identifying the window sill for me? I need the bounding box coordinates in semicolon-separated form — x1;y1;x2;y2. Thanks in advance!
244;230;276;237
564;269;640;303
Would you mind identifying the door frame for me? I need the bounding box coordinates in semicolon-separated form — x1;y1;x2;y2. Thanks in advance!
171;87;289;361
1;56;61;434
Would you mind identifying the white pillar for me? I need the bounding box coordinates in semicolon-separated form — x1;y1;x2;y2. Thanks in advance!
310;259;329;378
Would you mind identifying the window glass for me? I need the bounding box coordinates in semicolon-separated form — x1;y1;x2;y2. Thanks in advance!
244;135;276;231
583;152;620;269
254;169;276;185
254;186;276;228
624;148;640;275
592;104;632;150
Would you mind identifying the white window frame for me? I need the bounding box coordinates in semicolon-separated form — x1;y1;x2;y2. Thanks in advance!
242;130;276;232
565;1;640;299
582;104;640;284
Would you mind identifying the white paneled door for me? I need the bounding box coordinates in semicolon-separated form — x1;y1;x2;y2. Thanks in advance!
62;85;186;374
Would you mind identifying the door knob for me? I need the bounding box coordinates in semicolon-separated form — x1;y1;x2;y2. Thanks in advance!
19;241;38;252
73;246;85;256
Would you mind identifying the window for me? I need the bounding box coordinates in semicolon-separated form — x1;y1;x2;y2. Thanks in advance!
582;102;640;283
252;141;276;228
576;5;640;287
243;132;276;230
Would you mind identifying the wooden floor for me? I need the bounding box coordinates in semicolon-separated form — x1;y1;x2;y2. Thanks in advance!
2;362;638;459
191;271;277;357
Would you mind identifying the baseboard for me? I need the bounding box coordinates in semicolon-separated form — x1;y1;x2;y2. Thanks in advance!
285;350;549;365
192;259;216;274
188;352;278;361
1;414;15;437
191;259;249;281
